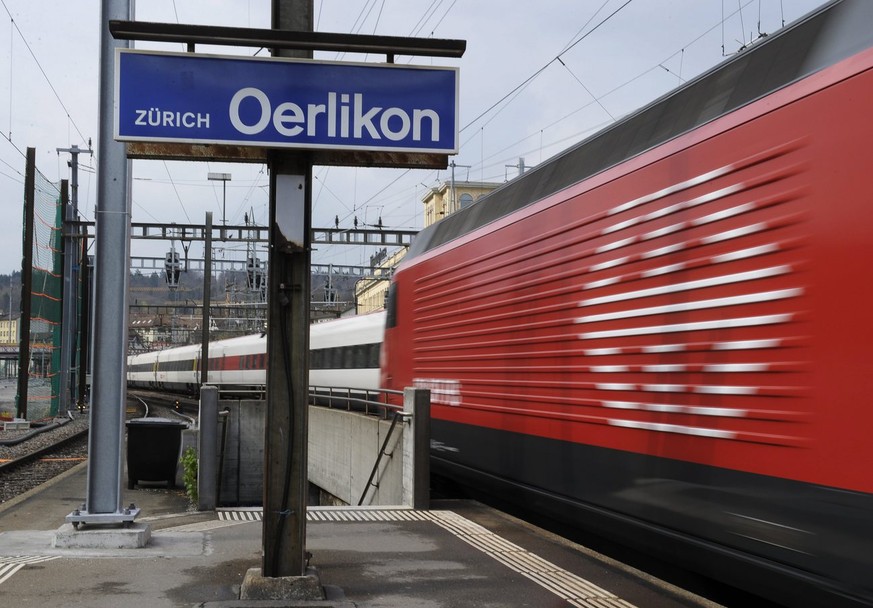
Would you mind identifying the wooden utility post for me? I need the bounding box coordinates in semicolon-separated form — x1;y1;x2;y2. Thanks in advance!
16;148;36;419
263;0;313;578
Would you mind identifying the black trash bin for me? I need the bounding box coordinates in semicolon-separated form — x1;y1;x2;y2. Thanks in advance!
126;417;188;489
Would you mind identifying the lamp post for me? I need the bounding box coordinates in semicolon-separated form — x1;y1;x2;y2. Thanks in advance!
207;172;232;226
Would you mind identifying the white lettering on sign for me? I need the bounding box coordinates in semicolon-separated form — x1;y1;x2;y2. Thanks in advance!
228;87;441;143
134;108;210;128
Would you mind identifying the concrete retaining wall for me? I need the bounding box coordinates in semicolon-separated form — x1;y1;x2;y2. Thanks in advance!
308;407;405;506
216;399;266;506
193;389;429;508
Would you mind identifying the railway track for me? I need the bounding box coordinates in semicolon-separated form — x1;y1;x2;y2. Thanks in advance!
0;418;90;503
0;396;163;505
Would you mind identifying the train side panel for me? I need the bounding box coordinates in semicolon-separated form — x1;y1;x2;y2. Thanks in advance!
384;46;873;604
206;334;266;388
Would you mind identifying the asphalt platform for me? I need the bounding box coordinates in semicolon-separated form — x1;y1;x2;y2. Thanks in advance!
0;462;721;607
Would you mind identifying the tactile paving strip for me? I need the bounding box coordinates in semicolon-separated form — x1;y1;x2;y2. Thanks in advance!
215;508;637;608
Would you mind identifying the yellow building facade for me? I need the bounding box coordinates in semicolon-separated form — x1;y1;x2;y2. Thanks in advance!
422;181;498;226
355;248;407;315
0;316;18;346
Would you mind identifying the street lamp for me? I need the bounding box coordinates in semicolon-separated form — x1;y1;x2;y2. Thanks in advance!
207;172;232;225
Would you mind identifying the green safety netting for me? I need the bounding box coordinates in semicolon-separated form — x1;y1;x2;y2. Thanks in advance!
17;171;62;419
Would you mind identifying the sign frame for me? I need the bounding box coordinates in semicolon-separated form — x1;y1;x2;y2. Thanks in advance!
114;49;460;156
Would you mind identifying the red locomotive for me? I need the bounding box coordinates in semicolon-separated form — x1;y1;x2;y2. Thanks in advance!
382;1;873;605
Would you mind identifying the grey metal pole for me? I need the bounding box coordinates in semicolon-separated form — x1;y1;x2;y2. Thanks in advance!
200;212;212;388
198;385;218;511
69;0;137;526
58;180;72;416
450;160;456;215
57;144;92;417
76;243;91;410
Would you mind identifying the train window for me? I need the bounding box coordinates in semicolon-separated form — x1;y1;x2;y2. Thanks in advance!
310;343;380;369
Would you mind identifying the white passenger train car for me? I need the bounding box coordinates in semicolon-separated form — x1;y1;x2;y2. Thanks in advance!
127;312;385;394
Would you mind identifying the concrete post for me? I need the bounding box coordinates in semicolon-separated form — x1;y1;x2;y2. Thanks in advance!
403;388;431;509
198;385;218;511
262;0;313;580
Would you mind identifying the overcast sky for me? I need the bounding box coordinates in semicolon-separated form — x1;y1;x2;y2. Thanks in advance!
0;0;828;283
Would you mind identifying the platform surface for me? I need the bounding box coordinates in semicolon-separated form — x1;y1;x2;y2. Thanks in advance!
0;463;721;607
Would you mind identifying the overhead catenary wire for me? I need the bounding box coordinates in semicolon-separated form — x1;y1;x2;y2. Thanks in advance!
0;167;22;184
559;0;612;55
372;0;387;34
163;161;193;224
351;0;780;233
7;17;11;140
353;1;640;221
424;0;456;37
0;0;88;145
132;197;160;222
556;57;615;121
408;0;445;37
228;165;268;224
459;0;634;135
478;0;758;155
315;0;461;231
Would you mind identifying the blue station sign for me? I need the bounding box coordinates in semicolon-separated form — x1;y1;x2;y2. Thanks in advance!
115;49;459;154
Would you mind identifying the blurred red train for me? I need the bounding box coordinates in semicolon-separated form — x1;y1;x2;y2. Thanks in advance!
381;1;873;605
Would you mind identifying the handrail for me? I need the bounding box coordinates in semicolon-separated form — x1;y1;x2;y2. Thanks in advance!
309;385;403;419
